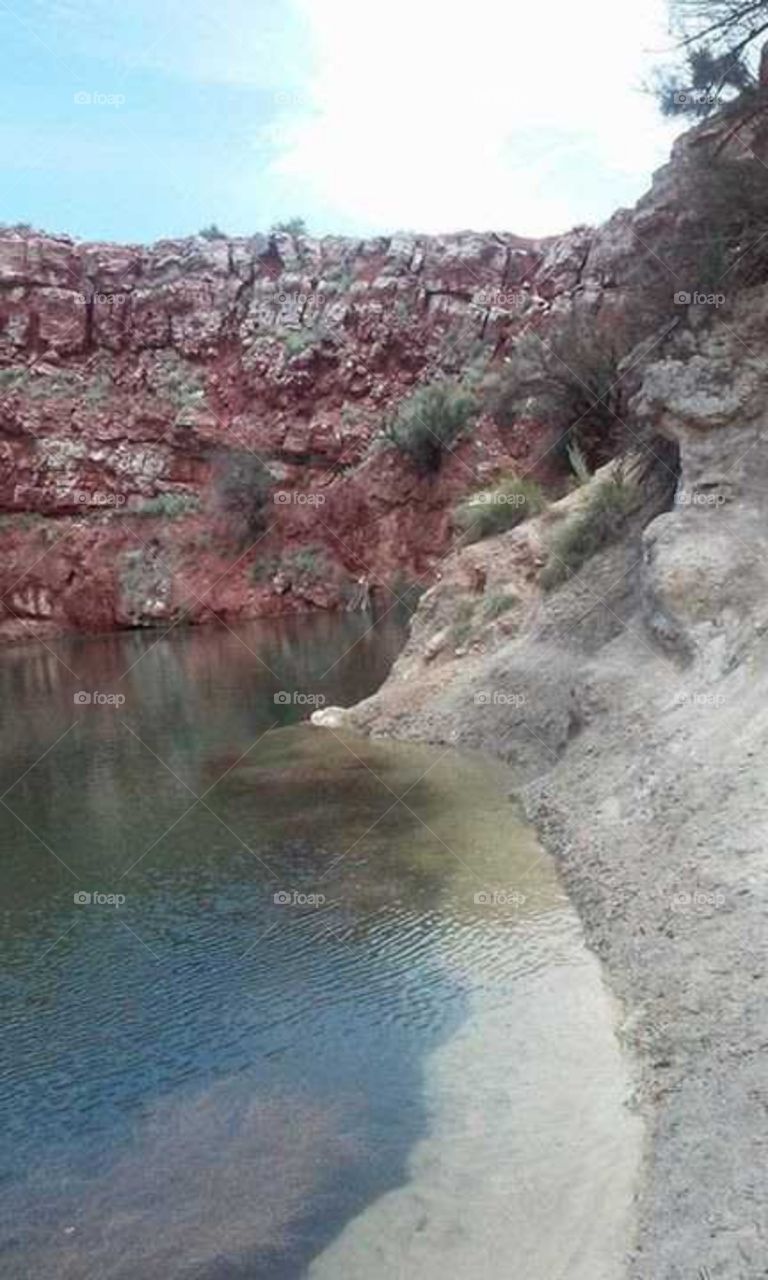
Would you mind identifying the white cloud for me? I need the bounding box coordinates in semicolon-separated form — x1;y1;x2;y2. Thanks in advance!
266;0;679;234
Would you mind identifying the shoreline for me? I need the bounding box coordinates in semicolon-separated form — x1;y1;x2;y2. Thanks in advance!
337;500;768;1277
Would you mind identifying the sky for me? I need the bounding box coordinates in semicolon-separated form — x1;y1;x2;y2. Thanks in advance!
0;0;681;244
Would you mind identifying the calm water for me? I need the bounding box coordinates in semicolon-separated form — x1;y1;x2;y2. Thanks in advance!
0;614;641;1279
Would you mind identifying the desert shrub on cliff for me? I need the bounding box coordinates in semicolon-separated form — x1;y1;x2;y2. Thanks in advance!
540;473;638;589
136;492;201;518
198;223;227;240
454;476;545;543
482;592;517;621
251;545;331;585
486;318;626;469
384;380;478;474
214;450;273;540
677;154;768;290
270;217;307;236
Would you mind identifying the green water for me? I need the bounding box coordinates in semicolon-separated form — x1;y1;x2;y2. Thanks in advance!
0;613;640;1279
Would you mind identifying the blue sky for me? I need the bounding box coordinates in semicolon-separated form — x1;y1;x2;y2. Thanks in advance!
0;0;680;244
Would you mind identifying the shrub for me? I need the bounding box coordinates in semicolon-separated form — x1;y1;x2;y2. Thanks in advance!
270;217;307;236
290;547;328;580
214;450;273;539
282;327;330;357
449;597;476;647
486;318;626;466
540;475;638;589
566;440;591;486
250;546;330;585
199;223;227;240
134;492;200;518
384;380;478;474
389;574;425;615
149;354;206;409
455;475;545;542
0;367;83;399
676;154;768;292
482;592;516;621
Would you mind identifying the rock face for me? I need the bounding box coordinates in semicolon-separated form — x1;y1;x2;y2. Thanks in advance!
0;227;565;640
0;128;706;645
0;110;753;642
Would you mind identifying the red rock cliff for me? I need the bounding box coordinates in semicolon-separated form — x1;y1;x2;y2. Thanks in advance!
0;210;654;640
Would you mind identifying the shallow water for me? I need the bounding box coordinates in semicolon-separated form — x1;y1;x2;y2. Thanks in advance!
0;614;641;1278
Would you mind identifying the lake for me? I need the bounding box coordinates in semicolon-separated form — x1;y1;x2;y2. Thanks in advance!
0;612;641;1278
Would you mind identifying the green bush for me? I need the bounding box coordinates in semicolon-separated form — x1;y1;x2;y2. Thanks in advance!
676;155;768;292
385;380;478;474
198;223;227;240
540;476;638;589
282;327;330;357
389;574;426;615
270;217;307;236
250;545;330;585
214;450;273;539
149;354;205;409
482;592;516;621
449;597;476;647
455;475;545;542
134;492;200;518
486;319;625;466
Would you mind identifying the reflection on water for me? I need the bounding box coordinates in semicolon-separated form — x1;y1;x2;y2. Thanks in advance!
0;614;640;1279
